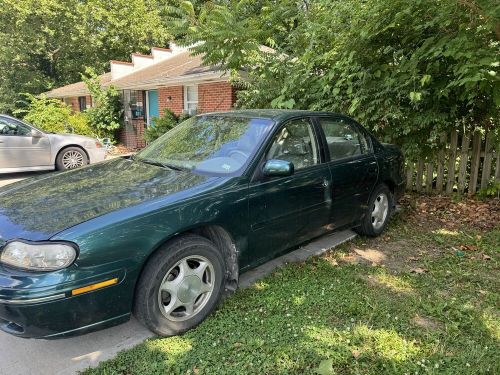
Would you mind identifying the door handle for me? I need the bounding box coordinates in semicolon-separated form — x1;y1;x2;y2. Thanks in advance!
322;179;330;188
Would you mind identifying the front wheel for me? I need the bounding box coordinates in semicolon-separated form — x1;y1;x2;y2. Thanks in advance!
356;184;394;237
56;147;88;170
134;234;226;336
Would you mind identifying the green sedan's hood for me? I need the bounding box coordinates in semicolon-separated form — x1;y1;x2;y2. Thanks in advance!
0;158;215;240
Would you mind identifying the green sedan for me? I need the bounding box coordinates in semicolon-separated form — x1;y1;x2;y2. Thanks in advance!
0;110;404;338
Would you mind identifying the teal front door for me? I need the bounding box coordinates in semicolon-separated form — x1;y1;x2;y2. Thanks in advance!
147;90;159;125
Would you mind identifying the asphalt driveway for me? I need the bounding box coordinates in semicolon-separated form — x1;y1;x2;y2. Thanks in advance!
0;171;356;374
0;156;126;188
0;172;51;187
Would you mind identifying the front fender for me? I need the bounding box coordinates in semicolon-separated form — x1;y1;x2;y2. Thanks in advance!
50;177;250;307
47;133;99;164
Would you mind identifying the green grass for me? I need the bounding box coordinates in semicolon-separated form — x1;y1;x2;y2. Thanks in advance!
83;210;499;375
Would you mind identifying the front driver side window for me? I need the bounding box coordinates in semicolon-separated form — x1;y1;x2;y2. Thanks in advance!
0;118;31;136
266;118;319;170
318;117;369;161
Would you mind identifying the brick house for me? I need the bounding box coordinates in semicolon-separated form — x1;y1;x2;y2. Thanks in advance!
45;45;237;149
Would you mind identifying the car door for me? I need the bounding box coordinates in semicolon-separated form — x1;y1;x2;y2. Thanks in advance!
0;117;51;169
246;117;332;264
316;115;378;227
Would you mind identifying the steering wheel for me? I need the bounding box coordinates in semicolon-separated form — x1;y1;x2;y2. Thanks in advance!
228;149;248;163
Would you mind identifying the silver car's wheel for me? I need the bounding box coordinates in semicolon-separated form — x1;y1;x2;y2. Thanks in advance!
56;147;88;170
158;256;215;322
371;193;389;230
62;150;84;169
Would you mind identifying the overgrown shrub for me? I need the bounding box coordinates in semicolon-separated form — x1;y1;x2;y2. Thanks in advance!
14;94;94;136
168;0;499;160
82;67;122;139
67;112;94;136
144;109;191;143
478;181;500;199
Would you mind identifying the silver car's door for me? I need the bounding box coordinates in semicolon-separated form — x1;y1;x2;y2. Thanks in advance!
0;117;51;169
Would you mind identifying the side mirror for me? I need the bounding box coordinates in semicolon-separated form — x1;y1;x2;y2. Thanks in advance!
30;129;43;138
262;159;294;177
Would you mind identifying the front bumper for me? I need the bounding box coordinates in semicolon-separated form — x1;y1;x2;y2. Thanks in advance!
0;267;134;338
87;147;106;164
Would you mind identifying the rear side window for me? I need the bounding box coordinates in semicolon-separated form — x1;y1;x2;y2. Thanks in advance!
318;117;369;161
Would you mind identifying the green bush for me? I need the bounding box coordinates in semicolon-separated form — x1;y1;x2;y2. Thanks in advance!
82;67;123;139
478;181;500;199
67;112;94;136
14;93;94;136
144;109;191;143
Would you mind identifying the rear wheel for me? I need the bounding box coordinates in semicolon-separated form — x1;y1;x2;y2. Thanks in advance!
56;147;88;170
134;234;226;336
356;184;393;237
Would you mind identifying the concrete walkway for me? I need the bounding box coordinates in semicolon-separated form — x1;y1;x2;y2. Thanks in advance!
0;171;356;375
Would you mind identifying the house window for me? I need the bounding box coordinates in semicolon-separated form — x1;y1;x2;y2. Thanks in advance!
184;85;198;115
122;90;145;119
78;96;87;112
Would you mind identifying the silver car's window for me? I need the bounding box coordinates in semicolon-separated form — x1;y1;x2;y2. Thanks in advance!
0;117;32;136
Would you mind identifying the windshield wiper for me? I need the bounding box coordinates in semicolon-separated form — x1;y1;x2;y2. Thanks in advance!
161;163;185;171
133;156;184;171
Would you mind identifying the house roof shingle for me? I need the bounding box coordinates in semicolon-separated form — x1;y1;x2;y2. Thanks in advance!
45;73;112;98
45;50;225;98
107;51;222;90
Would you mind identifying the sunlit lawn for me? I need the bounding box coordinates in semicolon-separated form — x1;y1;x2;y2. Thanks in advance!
83;202;499;375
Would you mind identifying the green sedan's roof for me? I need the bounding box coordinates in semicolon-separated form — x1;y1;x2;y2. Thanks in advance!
201;109;337;122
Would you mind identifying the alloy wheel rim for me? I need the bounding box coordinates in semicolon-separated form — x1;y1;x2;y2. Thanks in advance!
157;255;215;322
371;193;389;230
62;150;84;169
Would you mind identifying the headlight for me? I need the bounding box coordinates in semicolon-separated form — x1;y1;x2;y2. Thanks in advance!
0;241;77;271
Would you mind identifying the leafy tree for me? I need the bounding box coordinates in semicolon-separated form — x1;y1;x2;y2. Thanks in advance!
14;94;94;136
0;0;170;113
82;68;123;139
168;0;500;159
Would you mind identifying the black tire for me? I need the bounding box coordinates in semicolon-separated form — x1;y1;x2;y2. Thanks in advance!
356;183;394;237
55;146;88;170
134;234;226;336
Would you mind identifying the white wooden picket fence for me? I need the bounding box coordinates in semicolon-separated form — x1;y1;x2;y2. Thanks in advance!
406;129;499;194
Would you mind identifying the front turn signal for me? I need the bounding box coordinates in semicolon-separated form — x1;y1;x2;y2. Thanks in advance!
71;278;119;296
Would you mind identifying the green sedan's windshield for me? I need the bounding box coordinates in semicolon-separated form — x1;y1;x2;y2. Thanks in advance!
136;115;274;175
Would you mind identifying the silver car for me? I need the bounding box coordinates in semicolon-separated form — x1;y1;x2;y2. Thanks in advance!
0;115;106;173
